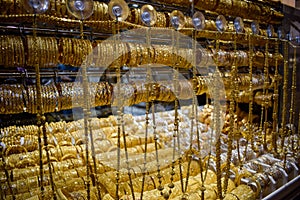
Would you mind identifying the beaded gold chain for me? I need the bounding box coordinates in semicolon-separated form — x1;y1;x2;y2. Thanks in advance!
257;38;269;153
113;19;121;199
79;20;92;200
280;40;289;159
84;30;102;199
288;44;297;156
223;31;237;196
32;14;57;199
215;31;223;200
244;33;254;163
263;38;270;152
271;39;279;154
140;27;153;200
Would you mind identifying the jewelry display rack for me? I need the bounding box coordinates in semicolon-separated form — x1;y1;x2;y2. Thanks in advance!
0;0;299;200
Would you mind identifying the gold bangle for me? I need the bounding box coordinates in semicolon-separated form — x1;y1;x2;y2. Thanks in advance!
27;36;34;67
47;85;52;113
62;37;69;65
67;38;73;66
6;85;10;113
5;85;10;114
66;37;71;66
16;36;23;67
131;42;138;66
53;83;60;112
10;36;17;67
38;37;43;67
33;85;38;114
12;85;18;113
59;37;65;65
45;37;51;67
48;37;54;67
78;40;89;67
41;84;46;113
99;41;105;66
95;40;101;66
72;38;78;66
82;39;88;65
5;36;10;67
52;37;59;66
28;85;33;113
60;83;66;110
4;36;9;67
39;37;45;67
18;84;25;113
81;38;87;66
75;38;81;67
0;35;4;66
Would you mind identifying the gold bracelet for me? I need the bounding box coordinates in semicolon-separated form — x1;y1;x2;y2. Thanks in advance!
53;83;60;112
5;36;10;67
40;84;46;113
47;37;53;67
96;41;106;67
85;38;90;66
38;37;44;67
13;35;19;66
47;37;54;67
53;37;59;66
13;85;18;113
81;38;87;66
0;35;4;66
74;38;80;67
22;85;28;113
95;40;101;67
106;42;112;67
78;40;89;67
36;37;42;67
3;36;8;67
78;38;84;67
18;84;25;113
62;37;69;66
130;43;139;67
61;82;70;110
66;38;72;66
47;84;52;113
5;85;10;114
66;37;72;66
27;36;33;67
44;37;50;67
4;85;12;114
33;85;38;114
16;36;23;67
48;37;54;66
59;37;65;65
28;85;33;113
38;37;43;67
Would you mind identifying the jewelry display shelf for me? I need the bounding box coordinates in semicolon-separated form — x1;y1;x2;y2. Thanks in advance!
0;0;300;200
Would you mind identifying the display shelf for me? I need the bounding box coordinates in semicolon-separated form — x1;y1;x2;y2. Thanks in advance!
0;0;299;200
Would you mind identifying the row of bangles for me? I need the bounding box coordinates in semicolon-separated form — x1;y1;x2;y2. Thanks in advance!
0;35;283;68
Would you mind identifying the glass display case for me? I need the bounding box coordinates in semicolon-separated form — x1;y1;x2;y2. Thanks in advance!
0;0;299;199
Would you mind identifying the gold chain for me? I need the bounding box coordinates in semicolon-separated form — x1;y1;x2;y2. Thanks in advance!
271;39;279;154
